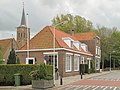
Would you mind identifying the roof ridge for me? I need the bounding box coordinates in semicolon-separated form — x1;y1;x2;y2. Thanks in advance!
75;31;96;35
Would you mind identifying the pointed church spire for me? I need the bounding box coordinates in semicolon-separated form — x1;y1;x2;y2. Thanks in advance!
20;2;26;26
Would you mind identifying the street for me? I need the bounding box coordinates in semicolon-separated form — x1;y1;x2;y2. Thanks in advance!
58;85;120;90
56;70;120;90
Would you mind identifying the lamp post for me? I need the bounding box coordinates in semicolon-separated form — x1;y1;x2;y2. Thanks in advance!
26;13;29;59
53;21;67;85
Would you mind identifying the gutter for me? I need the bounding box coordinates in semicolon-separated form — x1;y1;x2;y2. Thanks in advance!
15;48;93;56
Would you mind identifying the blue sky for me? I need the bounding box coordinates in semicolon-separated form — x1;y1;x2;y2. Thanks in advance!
0;0;120;39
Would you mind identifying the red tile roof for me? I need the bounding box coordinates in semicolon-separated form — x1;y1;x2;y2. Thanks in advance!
74;32;97;41
0;38;17;55
20;26;92;55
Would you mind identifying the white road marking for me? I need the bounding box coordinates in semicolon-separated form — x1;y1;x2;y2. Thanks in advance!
100;86;105;89
93;86;99;90
58;85;70;90
65;85;76;90
73;85;87;90
103;86;108;90
92;86;96;88
113;87;117;90
83;86;91;90
73;85;83;90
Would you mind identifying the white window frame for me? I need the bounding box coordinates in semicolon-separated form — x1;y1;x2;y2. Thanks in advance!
74;55;79;71
96;59;100;70
66;54;72;72
43;52;58;68
26;57;35;64
96;46;98;55
87;58;91;69
98;47;100;55
63;37;74;48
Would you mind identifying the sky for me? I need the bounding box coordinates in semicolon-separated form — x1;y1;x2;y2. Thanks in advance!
0;0;120;39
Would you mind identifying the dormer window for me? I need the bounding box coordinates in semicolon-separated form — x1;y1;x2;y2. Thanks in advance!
63;37;74;48
73;41;81;50
71;41;73;48
81;43;88;52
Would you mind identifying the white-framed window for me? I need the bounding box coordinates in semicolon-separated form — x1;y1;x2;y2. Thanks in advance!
81;43;88;52
96;46;98;55
98;47;99;55
66;54;72;72
87;58;91;69
98;47;100;55
73;41;81;50
63;37;74;48
96;38;99;44
26;57;35;64
81;56;84;64
71;41;73;48
74;55;79;71
96;59;100;70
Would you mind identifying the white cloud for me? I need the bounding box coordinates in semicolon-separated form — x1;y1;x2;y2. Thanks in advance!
0;0;120;39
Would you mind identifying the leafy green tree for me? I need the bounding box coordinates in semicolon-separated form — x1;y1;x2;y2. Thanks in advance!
7;48;16;64
0;47;3;64
95;26;118;69
110;31;120;68
52;14;94;33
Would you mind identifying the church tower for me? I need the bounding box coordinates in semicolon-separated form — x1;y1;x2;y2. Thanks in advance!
17;4;30;48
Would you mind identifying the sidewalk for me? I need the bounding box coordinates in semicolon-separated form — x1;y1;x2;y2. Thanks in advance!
0;71;111;90
54;70;111;87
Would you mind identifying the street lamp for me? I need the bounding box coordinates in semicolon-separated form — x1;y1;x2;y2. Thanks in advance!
53;21;68;85
26;13;29;59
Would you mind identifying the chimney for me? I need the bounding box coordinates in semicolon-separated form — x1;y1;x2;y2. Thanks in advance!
68;29;74;36
71;29;74;36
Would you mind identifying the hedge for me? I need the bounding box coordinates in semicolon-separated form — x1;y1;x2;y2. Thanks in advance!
0;64;53;86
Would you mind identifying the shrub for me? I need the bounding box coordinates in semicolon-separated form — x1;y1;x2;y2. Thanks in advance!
30;63;53;80
0;64;53;86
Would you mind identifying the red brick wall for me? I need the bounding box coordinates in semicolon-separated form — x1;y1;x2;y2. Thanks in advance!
16;50;93;77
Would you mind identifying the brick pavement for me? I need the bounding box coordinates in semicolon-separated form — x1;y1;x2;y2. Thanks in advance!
69;79;120;87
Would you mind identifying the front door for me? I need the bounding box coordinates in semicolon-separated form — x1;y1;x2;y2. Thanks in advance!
44;53;58;80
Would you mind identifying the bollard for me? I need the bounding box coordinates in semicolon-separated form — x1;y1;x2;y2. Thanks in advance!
81;72;83;79
60;76;63;85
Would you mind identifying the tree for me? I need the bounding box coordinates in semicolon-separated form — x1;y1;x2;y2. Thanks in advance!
0;47;3;64
7;48;16;64
95;26;118;69
110;31;120;68
52;14;94;33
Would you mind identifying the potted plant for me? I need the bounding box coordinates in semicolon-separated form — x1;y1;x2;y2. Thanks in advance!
30;63;54;89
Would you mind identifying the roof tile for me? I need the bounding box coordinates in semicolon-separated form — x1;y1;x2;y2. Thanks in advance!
74;32;96;41
20;26;92;55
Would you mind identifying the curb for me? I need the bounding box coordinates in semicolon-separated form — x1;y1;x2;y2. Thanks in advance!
84;71;111;80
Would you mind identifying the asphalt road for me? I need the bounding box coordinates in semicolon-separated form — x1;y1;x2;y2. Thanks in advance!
57;70;120;90
58;85;120;90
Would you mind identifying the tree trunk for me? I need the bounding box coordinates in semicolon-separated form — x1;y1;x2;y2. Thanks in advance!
102;57;104;70
113;59;115;69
